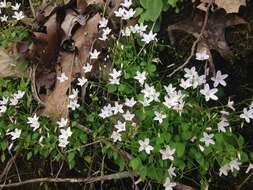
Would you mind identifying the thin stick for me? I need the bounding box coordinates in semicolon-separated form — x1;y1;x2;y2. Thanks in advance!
168;0;213;77
237;172;253;190
0;152;19;182
0;171;135;188
28;0;36;18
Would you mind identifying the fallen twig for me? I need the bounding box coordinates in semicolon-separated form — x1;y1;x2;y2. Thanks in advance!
0;171;135;189
0;152;19;183
237;172;253;190
168;0;213;77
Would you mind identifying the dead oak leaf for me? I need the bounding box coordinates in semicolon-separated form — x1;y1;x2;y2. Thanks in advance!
198;0;246;13
214;0;246;13
167;10;247;59
41;52;75;119
41;13;101;119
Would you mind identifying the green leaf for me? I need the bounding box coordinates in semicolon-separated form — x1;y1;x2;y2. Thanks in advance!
147;64;156;73
173;143;185;157
27;152;32;160
168;0;178;7
67;152;76;169
130;158;141;170
140;0;163;21
1;153;5;162
107;84;117;93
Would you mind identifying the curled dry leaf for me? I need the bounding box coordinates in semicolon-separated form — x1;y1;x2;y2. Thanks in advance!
42;13;101;119
30;0;102;119
167;10;247;60
197;0;246;13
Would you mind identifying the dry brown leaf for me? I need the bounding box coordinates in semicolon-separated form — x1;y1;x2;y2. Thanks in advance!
41;13;101;119
167;10;247;59
197;0;246;13
41;52;74;118
215;0;246;13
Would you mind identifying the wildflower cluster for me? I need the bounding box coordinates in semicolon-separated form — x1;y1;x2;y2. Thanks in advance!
0;0;253;189
0;1;25;23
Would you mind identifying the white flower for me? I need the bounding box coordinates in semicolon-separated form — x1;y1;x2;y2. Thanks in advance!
89;49;100;59
0;0;7;8
122;8;135;20
11;3;21;11
163;90;185;111
99;104;113;118
0;97;8;105
121;0;132;8
125;97;136;107
0;15;8;22
59;127;72;148
196;51;209;61
27;114;40;131
160;145;175;160
99;27;111;41
168;165;176;177
7;128;21;140
218;117;229;133
111;131;122;142
133;23;147;35
114;120;126;132
219;164;230;176
229;159;241;172
184;67;198;80
77;77;88;86
227;98;235;111
134;71;146;85
211;70;228;87
9;98;19;106
102;27;111;36
122;27;132;36
240;108;253;123
113;101;124;114
164;84;176;95
99;17;108;28
200;84;218;101
109;69;121;85
57;118;68;128
163;177;177;190
68;99;80;110
200;132;215;147
69;88;79;99
12;11;25;21
83;63;93;73
114;7;125;17
57;73;68;83
246;163;253;174
138;138;153;154
180;78;192;89
197;75;206;86
154;111;166;124
59;127;72;139
15;90;25;99
141;31;157;44
0;105;7;113
59;137;69;148
123;110;135;121
141;84;160;103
